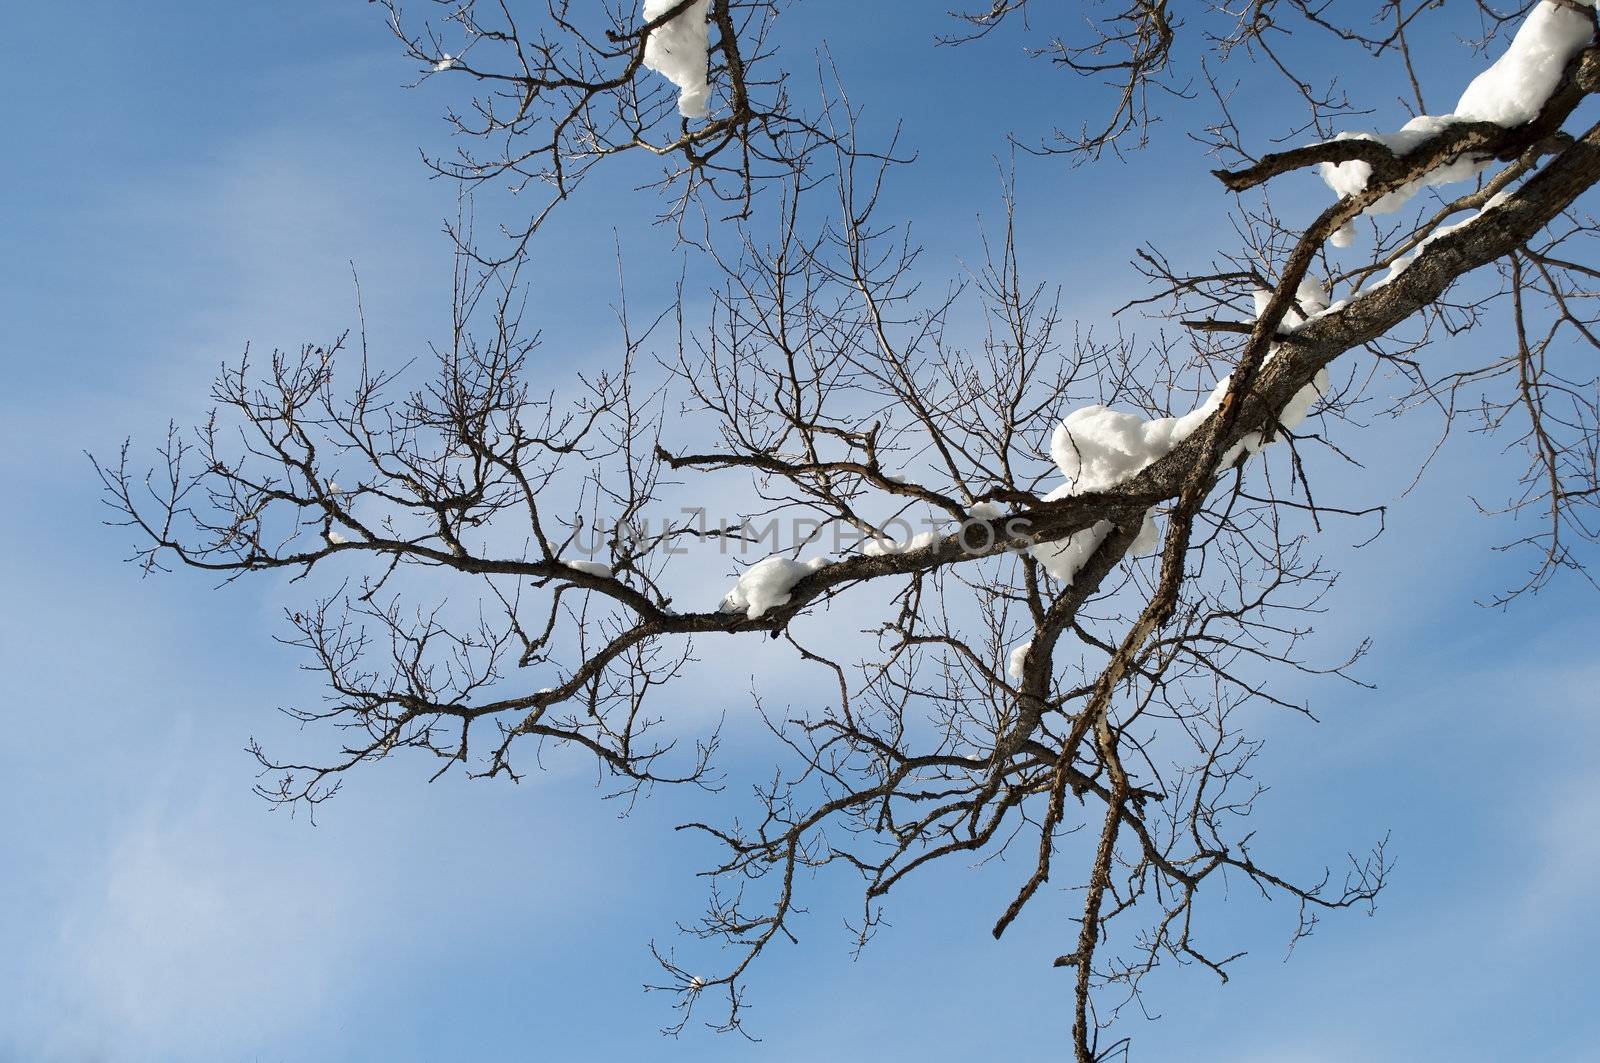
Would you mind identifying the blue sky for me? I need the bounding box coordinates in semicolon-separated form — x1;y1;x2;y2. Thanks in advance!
3;3;1597;1061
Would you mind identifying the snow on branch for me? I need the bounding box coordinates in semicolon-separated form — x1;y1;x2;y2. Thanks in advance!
719;555;830;619
643;0;712;118
1214;3;1599;220
1317;1;1596;238
95;2;1600;1056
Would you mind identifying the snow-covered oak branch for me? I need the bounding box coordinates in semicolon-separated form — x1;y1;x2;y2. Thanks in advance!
99;3;1600;1059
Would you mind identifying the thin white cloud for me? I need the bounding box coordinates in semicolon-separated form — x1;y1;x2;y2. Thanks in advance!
12;800;359;1062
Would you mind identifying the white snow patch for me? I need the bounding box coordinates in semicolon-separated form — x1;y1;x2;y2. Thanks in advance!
1035;286;1332;579
1130;511;1162;556
1035;389;1230;583
863;530;940;556
433;54;455;72
720;555;829;619
562;559;614;579
966;501;1005;521
1030;518;1113;583
1007;640;1032;680
1318;117;1484;218
1251;275;1331;332
1278;369;1331;431
1456;1;1596;126
1369;187;1517;290
1048;373;1240;499
643;0;711;118
325;531;348;546
1318;1;1594;227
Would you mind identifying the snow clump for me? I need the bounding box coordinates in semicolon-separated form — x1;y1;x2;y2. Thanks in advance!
1033;282;1332;581
720;555;829;619
643;0;711;118
863;530;941;556
1007;640;1032;680
1319;1;1595;223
